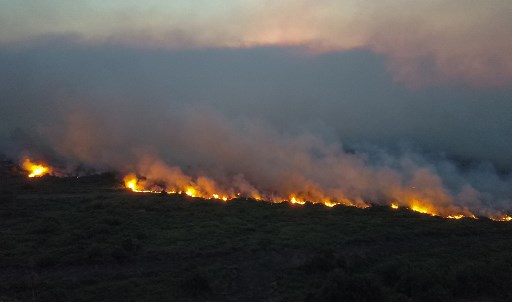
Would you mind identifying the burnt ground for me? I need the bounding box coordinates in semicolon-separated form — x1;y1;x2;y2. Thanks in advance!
2;160;512;301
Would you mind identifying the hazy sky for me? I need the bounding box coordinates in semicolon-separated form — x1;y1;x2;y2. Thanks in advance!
1;1;511;215
2;1;512;86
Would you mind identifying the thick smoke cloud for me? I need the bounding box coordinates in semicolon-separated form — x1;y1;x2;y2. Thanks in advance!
2;1;511;86
1;42;511;216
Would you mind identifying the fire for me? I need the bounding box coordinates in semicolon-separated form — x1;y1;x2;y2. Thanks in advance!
290;196;305;205
493;216;512;222
121;173;508;222
124;173;140;191
212;194;229;201
410;203;436;216
406;199;475;219
185;187;197;197
123;173;159;193
22;158;52;178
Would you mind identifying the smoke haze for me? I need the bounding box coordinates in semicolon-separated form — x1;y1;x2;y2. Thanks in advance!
2;1;512;86
1;41;511;217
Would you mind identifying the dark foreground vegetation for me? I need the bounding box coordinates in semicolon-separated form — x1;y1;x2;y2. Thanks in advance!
2;163;512;301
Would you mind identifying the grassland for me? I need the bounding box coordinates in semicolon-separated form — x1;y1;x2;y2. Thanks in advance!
2;164;512;301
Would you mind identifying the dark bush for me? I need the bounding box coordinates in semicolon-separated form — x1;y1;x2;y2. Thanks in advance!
298;252;337;274
32;217;61;234
180;273;212;297
452;261;512;299
307;271;385;302
85;244;110;263
111;247;130;263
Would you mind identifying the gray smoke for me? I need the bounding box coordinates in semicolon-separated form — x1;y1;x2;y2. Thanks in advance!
1;40;511;217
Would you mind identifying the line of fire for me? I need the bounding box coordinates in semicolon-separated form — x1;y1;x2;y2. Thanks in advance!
19;157;512;222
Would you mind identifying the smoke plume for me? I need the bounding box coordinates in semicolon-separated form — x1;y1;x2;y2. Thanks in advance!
1;41;511;219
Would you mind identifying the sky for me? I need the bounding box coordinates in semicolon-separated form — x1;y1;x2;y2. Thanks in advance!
1;1;511;216
2;1;512;86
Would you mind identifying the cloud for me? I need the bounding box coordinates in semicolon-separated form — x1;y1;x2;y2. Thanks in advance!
1;1;511;86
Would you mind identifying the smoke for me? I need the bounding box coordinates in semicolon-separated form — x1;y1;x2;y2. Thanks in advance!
1;41;511;217
2;1;512;86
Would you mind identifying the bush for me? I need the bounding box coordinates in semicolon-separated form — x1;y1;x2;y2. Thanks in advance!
32;217;61;234
306;271;385;302
180;273;212;297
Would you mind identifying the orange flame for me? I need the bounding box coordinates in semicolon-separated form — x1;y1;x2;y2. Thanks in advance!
123;173;141;191
410;202;436;216
22;158;52;178
121;173;509;222
493;216;512;222
446;214;465;220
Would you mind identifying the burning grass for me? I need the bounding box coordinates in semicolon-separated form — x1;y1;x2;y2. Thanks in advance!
2;159;512;301
2;168;512;302
122;173;501;221
22;158;52;178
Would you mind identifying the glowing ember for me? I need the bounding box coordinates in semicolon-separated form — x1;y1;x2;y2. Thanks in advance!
22;158;52;178
494;216;512;222
447;214;464;219
391;203;399;209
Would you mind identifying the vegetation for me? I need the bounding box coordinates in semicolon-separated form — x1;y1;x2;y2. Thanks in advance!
2;167;512;301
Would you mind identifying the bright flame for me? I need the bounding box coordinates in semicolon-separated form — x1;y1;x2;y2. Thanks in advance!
290;196;305;205
410;204;435;216
123;173;142;192
22;158;52;178
185;187;197;197
120;173;506;222
447;214;465;220
407;199;474;219
493;216;512;222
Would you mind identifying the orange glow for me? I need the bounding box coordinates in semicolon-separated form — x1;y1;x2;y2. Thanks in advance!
123;173;159;193
323;200;337;208
22;158;52;178
124;174;138;191
121;173;508;221
410;203;436;216
185;187;197;197
493;216;512;222
447;214;465;220
290;196;305;205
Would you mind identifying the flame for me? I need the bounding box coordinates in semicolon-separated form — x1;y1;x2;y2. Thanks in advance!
212;194;229;201
493;216;512;222
410;203;436;216
121;173;509;222
22;158;52;178
123;173;158;193
185;187;198;197
124;173;140;191
290;196;305;205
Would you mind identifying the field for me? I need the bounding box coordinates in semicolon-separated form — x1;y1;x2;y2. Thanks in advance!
2;162;512;301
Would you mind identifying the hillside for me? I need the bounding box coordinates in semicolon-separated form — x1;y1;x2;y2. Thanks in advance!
1;165;512;301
